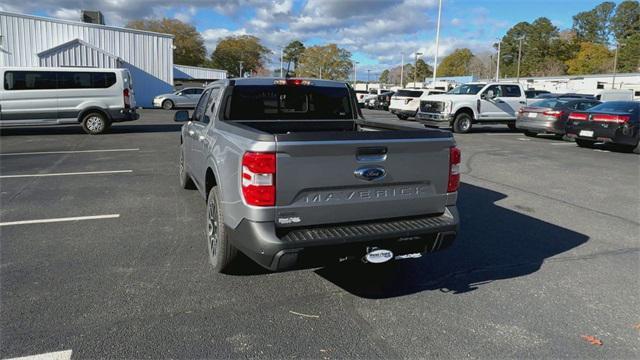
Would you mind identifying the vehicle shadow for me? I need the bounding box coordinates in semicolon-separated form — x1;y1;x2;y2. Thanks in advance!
0;123;182;136
315;182;589;299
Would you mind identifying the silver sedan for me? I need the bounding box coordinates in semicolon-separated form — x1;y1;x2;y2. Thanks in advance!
153;87;205;110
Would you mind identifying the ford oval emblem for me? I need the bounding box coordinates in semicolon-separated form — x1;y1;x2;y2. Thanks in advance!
365;249;394;264
354;166;386;181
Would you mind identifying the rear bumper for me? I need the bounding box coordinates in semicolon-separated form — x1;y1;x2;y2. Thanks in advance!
416;112;453;127
516;116;565;134
229;206;459;271
565;121;639;146
108;108;139;122
389;108;417;117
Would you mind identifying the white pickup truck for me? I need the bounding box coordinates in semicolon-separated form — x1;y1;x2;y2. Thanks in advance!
416;82;527;133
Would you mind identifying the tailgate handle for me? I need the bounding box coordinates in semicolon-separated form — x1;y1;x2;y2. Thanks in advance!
357;147;387;162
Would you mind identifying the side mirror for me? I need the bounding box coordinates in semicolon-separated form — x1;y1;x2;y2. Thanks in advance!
174;110;190;122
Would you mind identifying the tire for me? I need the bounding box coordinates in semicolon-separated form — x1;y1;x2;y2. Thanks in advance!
452;113;473;133
81;112;109;135
576;139;596;148
507;122;517;130
206;186;238;272
524;131;537;137
162;99;174;110
633;142;640;154
397;114;408;120
179;145;196;189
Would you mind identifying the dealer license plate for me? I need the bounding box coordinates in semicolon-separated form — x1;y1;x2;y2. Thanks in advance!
579;130;594;137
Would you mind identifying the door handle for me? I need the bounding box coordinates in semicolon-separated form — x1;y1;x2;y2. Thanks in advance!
519;101;526;104
198;135;207;142
188;130;195;136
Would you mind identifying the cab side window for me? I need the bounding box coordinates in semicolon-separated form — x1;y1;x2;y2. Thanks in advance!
484;85;502;98
193;89;211;122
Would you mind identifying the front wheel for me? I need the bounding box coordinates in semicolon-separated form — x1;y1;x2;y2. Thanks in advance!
206;187;238;273
452;113;473;133
81;112;109;135
162;100;174;110
179;145;196;189
576;139;596;148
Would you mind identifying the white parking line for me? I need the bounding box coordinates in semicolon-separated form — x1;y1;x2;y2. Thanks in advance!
0;148;139;156
517;138;532;141
0;170;132;179
551;142;575;146
485;133;520;136
5;350;72;360
0;214;120;227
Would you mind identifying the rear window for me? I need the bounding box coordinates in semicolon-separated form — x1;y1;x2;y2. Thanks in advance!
225;85;354;120
395;90;423;97
588;102;638;113
530;99;569;108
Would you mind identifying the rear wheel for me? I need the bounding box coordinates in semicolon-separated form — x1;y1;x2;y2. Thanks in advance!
524;131;537;137
397;114;408;120
162;99;174;110
507;122;517;130
576;139;596;148
206;186;238;272
452;113;472;133
81;112;109;135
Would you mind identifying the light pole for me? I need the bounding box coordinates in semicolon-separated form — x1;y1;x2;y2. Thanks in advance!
367;69;371;90
432;0;443;83
400;53;404;87
516;36;524;82
414;51;423;86
239;61;244;78
612;42;622;89
495;40;501;81
353;61;359;85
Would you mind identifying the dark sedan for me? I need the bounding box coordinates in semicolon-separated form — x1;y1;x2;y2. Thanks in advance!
516;97;601;137
565;101;639;153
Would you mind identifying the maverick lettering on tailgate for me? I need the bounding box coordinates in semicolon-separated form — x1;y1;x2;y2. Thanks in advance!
304;185;430;203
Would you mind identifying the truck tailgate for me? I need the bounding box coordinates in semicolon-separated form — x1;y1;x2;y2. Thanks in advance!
274;131;454;227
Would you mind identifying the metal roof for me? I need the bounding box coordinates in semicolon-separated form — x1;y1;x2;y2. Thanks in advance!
0;11;174;38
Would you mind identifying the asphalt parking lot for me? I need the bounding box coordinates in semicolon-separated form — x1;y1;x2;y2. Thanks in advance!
1;109;638;359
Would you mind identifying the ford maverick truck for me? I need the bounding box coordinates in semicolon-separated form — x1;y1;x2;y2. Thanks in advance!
175;78;460;272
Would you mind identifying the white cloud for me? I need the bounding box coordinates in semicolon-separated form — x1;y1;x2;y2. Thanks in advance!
202;28;249;51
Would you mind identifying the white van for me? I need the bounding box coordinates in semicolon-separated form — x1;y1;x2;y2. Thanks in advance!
0;67;138;134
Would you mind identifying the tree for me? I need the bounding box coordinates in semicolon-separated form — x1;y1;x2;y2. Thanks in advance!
617;33;640;73
407;59;433;83
572;1;616;43
611;0;640;41
565;42;613;74
283;40;305;75
296;44;352;80
209;35;271;77
126;18;206;66
436;48;474;76
379;69;390;84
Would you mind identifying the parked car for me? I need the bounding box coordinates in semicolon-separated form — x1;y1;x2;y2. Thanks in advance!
566;101;639;153
534;93;596;100
516;97;601;137
153;87;205;110
389;89;445;120
174;77;460;272
0;67;138;134
377;91;395;110
355;90;369;107
525;89;550;99
417;82;527;133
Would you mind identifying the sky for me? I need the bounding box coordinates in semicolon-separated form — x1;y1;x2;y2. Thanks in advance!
0;0;620;77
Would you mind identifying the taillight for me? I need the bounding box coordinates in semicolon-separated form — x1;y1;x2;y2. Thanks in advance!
568;112;588;121
518;108;525;114
274;79;312;86
543;110;564;118
123;88;131;109
448;147;461;193
592;114;630;123
241;152;276;206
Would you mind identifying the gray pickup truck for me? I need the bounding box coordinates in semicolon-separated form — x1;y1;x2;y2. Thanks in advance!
175;78;460;272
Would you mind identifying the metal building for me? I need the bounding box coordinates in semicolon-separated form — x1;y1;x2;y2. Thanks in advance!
174;64;227;81
0;11;227;107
